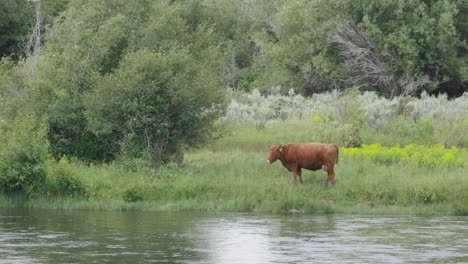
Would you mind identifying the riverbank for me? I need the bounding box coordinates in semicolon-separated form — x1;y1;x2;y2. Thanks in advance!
1;121;467;216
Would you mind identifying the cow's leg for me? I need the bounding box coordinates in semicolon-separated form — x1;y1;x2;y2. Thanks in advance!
292;169;302;184
294;168;302;184
325;166;335;186
297;168;303;184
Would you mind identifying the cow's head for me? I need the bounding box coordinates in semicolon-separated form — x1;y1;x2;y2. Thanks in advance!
267;144;283;164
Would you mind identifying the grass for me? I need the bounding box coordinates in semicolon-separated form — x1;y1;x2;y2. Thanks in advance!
1;120;467;215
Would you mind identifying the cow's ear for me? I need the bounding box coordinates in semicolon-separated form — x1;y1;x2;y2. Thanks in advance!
279;144;283;152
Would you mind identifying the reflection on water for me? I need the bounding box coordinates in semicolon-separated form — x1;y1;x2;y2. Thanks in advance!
0;208;467;263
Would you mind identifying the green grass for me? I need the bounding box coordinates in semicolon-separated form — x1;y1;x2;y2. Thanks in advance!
1;120;467;215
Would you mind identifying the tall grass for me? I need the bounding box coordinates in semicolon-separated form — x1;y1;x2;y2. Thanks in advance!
2;120;466;216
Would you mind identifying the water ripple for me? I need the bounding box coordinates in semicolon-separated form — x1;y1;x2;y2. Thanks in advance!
0;209;467;264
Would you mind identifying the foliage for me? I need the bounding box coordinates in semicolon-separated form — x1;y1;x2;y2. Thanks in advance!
40;0;71;21
0;0;71;60
254;0;348;94
331;20;429;97
179;0;264;89
0;113;49;196
34;0;153;161
0;57;32;120
20;0;225;163
350;0;466;93
0;0;34;59
47;155;84;195
86;47;225;163
2;0;467;97
123;186;144;203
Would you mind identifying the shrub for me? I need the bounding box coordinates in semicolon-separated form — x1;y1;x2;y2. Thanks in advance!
123;186;144;202
0;158;47;196
310;117;363;147
85;48;226;164
48;160;84;196
119;157;153;172
408;186;436;205
382;116;435;145
0;113;49;197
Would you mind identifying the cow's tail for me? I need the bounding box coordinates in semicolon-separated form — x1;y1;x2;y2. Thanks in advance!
335;144;339;164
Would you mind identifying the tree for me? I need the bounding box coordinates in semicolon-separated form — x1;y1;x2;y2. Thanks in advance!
41;0;71;20
34;0;152;161
29;0;225;163
349;0;467;95
0;0;34;59
254;0;349;95
178;0;269;90
0;58;49;196
85;48;225;164
331;20;429;97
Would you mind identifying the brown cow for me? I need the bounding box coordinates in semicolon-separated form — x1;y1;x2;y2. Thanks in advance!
267;143;339;185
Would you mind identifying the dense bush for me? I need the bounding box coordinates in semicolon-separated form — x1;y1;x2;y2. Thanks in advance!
85;48;225;164
0;113;49;196
47;156;84;196
122;186;144;203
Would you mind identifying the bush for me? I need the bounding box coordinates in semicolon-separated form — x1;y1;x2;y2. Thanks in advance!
407;186;436;205
383;116;435;145
85;48;226;164
48;159;84;195
123;186;144;202
118;157;153;172
0;113;49;197
310;117;363;147
0;158;47;196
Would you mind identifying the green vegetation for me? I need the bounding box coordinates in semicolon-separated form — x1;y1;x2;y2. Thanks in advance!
0;0;70;59
0;112;49;197
0;0;467;215
1;118;467;215
0;0;34;59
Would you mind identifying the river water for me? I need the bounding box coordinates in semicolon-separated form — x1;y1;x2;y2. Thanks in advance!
0;208;467;263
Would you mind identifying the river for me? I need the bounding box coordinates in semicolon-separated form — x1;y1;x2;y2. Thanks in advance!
0;208;467;263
